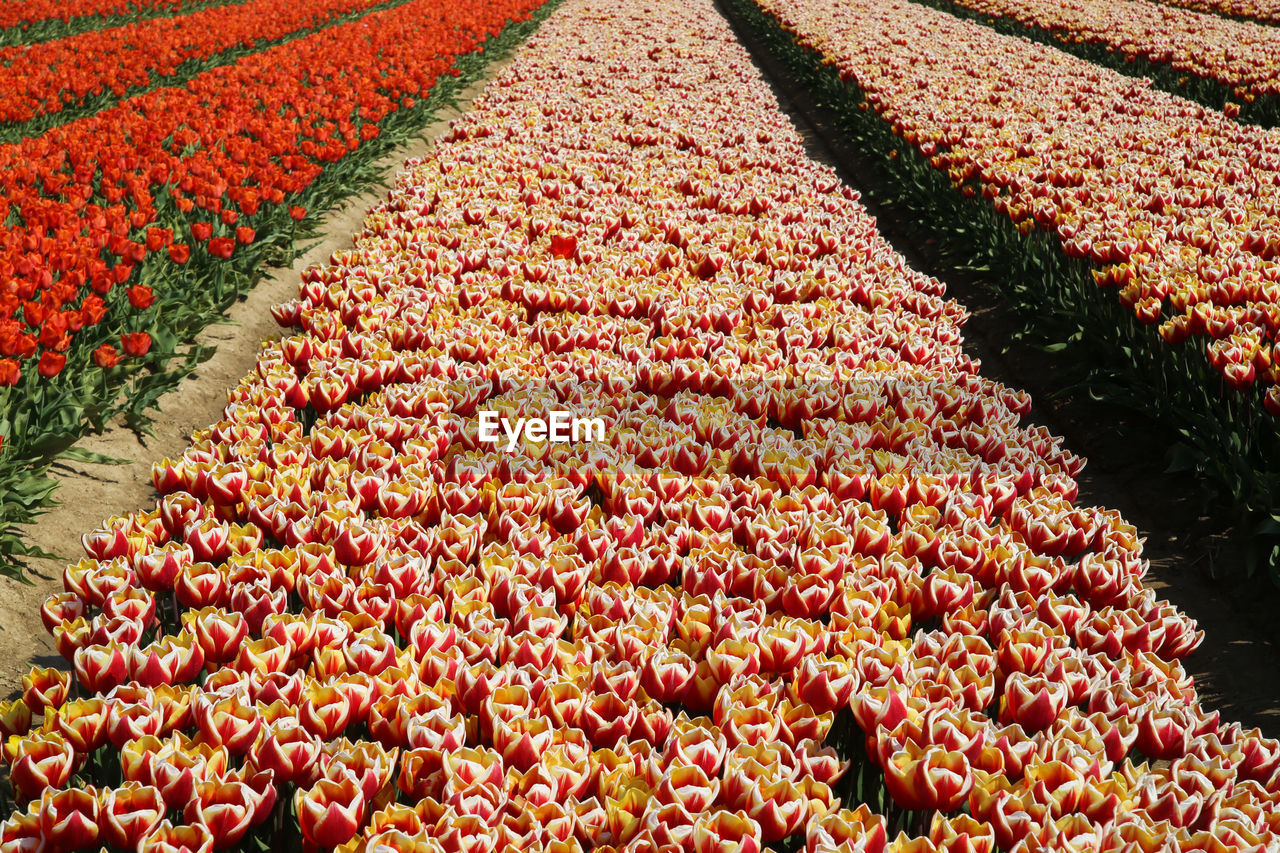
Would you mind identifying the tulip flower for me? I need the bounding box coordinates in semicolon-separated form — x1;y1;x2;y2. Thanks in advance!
249;724;323;786
137;819;217;853
691;810;762;853
100;782;165;849
53;697;109;754
194;693;263;756
0;699;32;739
39;786;100;851
884;746;974;812
297;773;366;849
184;778;259;849
6;731;77;801
999;673;1069;733
40;593;86;633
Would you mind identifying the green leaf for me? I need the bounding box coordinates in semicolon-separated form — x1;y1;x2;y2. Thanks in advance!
1164;442;1201;475
59;447;132;466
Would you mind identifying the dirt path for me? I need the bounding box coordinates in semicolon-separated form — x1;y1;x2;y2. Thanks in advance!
0;60;514;700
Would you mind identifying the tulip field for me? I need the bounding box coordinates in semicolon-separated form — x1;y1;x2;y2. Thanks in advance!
918;0;1280;126
1152;0;1280;26
0;0;404;134
733;0;1280;548
5;0;1280;849
0;0;236;46
4;0;1280;849
0;0;551;572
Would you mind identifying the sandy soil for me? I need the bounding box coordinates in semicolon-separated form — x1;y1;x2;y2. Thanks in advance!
0;63;512;700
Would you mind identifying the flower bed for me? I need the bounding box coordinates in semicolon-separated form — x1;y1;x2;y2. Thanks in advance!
730;0;1280;541
0;0;404;136
919;0;1280;126
1152;0;1280;27
0;0;242;48
3;0;1268;849
0;0;553;574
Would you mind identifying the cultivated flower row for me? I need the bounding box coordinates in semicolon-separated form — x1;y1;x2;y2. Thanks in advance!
0;0;231;30
0;0;239;47
742;0;1280;519
1152;0;1280;27
926;0;1280;108
0;0;396;130
749;0;1280;399
2;0;1266;849
0;0;543;375
0;0;550;575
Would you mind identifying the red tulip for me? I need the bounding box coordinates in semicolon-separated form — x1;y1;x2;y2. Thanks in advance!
93;344;122;368
128;285;155;310
208;237;236;259
37;351;66;378
121;332;152;358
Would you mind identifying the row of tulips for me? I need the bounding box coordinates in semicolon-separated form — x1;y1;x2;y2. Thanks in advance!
0;0;404;135
2;0;1270;849
0;0;547;367
1152;0;1280;27
0;0;553;574
0;0;242;48
736;0;1280;540
918;0;1280;125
